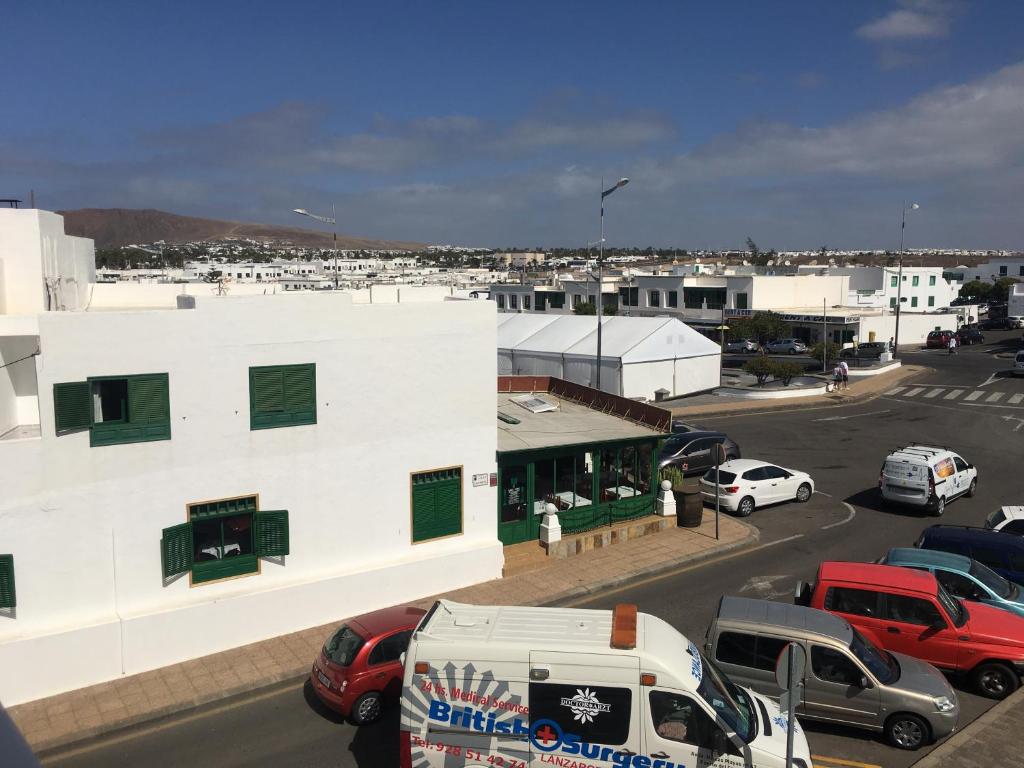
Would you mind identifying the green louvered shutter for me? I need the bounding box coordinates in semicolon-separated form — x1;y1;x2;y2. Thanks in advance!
129;374;171;441
282;365;316;426
161;522;194;579
53;381;91;435
412;469;462;542
250;365;315;429
255;510;290;557
0;555;15;609
250;367;285;429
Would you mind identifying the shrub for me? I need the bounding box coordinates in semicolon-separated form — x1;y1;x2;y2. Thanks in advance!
809;341;840;364
770;360;804;386
659;465;686;489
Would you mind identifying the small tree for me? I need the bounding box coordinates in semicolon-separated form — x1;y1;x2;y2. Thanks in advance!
573;301;596;316
744;356;774;386
809;341;840;365
659;465;686;490
770;360;804;386
992;278;1020;303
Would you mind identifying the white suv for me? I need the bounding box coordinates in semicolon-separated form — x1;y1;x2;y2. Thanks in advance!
879;446;978;516
985;506;1024;535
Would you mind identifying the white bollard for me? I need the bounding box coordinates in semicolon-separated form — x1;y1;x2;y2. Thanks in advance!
540;502;562;544
656;479;677;517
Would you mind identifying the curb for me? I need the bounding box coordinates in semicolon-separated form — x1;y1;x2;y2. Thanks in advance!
911;687;1024;767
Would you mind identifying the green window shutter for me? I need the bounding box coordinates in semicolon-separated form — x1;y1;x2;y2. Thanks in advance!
250;364;315;429
161;522;193;579
282;365;316;423
255;510;290;557
53;381;91;435
129;374;170;425
412;470;462;542
0;555;15;609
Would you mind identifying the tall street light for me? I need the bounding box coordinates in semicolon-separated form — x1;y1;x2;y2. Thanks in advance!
293;204;339;289
892;201;920;356
595;177;629;391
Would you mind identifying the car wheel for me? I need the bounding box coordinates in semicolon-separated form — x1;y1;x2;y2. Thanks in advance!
885;713;930;750
736;496;755;517
967;478;977;497
788;348;797;355
972;662;1020;700
351;691;383;725
795;483;812;503
930;496;945;517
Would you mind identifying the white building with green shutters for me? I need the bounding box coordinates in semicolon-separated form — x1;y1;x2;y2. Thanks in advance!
0;208;501;706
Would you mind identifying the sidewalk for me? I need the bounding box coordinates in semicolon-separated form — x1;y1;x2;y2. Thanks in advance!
912;688;1024;768
671;363;929;419
13;513;757;753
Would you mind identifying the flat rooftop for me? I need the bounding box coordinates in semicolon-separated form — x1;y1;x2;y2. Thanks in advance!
497;391;664;452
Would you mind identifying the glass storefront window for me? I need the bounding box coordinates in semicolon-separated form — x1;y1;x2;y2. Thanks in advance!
534;459;554;516
575;451;596;507
501;465;528;523
635;444;652;494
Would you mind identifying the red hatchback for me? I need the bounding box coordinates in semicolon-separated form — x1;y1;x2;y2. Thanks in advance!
926;330;955;349
310;605;426;723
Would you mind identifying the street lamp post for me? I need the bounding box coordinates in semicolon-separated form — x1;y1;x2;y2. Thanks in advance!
892;201;920;357
293;204;339;289
596;177;629;391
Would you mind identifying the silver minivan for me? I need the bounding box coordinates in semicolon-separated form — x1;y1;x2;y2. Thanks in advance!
705;596;959;750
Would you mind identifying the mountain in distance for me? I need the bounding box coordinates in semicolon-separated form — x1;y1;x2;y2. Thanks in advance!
58;208;425;251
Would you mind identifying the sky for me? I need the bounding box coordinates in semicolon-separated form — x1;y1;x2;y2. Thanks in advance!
3;0;1024;249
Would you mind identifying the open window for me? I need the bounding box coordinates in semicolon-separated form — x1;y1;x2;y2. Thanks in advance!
53;373;171;446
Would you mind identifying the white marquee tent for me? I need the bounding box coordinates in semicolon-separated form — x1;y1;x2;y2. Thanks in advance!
497;314;721;399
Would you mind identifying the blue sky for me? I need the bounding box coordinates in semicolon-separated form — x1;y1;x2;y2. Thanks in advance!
3;0;1024;248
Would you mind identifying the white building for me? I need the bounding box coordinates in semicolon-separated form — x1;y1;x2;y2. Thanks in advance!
0;209;501;706
493;252;546;268
951;258;1024;284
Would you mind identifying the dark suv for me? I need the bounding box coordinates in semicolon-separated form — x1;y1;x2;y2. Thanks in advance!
658;431;740;476
839;342;887;359
916;525;1024;584
956;328;985;345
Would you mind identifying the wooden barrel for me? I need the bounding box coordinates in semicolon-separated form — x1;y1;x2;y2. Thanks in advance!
673;486;704;528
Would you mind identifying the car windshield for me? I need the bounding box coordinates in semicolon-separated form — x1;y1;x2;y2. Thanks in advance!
936;583;967;627
986;508;1007;528
323;624;366;666
970;560;1013;599
703;469;736;485
690;644;756;743
849;627;899;684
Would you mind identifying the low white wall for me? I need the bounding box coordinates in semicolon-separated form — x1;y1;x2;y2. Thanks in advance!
846;361;901;378
715;381;828;399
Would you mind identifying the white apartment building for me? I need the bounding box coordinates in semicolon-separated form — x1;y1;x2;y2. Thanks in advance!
950;258;1024;284
802;265;961;312
0;209;501;706
493;251;546;268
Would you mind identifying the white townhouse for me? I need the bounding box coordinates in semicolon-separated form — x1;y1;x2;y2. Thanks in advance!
0;209;501;706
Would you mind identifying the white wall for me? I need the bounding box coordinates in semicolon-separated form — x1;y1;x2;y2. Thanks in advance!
0;294;501;704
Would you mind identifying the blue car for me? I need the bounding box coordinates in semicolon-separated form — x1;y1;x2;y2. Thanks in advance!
915;524;1024;584
884;546;1024;618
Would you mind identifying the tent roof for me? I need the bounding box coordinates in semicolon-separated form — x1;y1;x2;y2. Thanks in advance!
496;313;561;348
502;314;609;354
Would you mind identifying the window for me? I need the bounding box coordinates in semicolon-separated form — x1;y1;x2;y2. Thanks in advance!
548;292;565;309
761;466;790;480
715;631;788;671
969;545;1006;572
999;266;1008;276
0;554;14;609
160;495;289;585
824;586;879;617
497;294;505;309
411;467;462;543
573;294;582;307
890;275;898;288
934;569;983;600
536;294;548;311
510;294;519;310
524;295;532;310
741;467;768;482
667;290;678;308
249;364;316;430
530;682;632;746
911;297;918;308
53;373;171;447
811;646;863;686
1019;266;1024;277
649;290;660;307
684;288;726;310
735;292;748;310
882;594;943;626
890;297;897;309
929;276;937;286
368;630;413;666
1003;521;1024;535
928;296;935;307
648;691;739;756
953;457;968;472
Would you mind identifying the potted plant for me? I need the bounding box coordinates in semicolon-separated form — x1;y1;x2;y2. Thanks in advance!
660;466;703;528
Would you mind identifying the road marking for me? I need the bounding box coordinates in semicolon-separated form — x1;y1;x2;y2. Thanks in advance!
986;391;1005;402
1003;415;1024;432
964;390;984;401
978;372;1001;387
944;389;963;400
822;502;857;530
904;387;925;397
963;401;1024;410
813;409;891;422
884;386;906;396
924;387;944;398
812;757;882;768
1011;394;1024;404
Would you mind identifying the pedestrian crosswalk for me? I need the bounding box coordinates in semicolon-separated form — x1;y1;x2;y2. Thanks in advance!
885;385;1024;406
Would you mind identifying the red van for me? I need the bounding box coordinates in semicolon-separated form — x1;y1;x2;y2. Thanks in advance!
310;605;426;723
799;562;1024;699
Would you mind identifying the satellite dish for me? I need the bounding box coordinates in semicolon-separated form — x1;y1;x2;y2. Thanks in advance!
784;260;792;266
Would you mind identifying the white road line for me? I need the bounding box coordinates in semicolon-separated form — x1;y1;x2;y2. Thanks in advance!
884;386;906;396
758;533;804;549
904;387;925;397
986;391;1005;403
978;372;1001;388
924;388;944;398
963;401;1024;410
944;389;964;400
964;390;984;401
1011;394;1024;405
813;409;891;422
822;502;857;530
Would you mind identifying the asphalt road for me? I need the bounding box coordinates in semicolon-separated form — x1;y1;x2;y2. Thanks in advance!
42;333;1024;768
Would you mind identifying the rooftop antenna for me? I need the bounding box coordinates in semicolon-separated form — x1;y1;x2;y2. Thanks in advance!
30;190;35;208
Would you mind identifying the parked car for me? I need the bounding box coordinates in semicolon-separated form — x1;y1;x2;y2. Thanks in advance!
725;338;760;353
985;506;1024;535
925;330;956;349
707;595;959;749
880;547;1024;618
878;445;977;516
977;302;990;315
1008;316;1024;329
797;561;1024;699
765;338;808;355
700;458;814;517
980;316;1018;330
955;328;985;345
839;342;887;359
1014;350;1024;376
659;431;741;476
310;605;426;724
915;525;1024;584
671;419;708;434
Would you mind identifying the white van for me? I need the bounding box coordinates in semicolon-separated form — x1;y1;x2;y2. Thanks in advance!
400;600;813;768
879;446;977;516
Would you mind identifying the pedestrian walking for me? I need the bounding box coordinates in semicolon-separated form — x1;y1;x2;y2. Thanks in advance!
948;335;957;355
832;363;843;392
888;336;895;353
838;359;850;390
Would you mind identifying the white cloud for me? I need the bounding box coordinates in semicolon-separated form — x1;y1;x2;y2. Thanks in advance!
857;9;949;40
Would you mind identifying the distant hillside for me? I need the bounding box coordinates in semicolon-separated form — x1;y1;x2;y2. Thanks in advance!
58;208;424;251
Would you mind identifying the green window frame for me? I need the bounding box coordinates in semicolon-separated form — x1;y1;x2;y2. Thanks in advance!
911;297;918;307
249;363;316;430
160;495;290;585
890;275;898;288
667;290;678;308
929;275;936;286
0;554;15;609
411;467;463;543
735;292;749;310
890;297;897;308
912;275;920;287
928;296;935;307
53;373;171;447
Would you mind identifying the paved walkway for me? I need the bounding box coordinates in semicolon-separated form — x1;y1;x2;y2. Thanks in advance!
13;514;756;754
912;687;1023;768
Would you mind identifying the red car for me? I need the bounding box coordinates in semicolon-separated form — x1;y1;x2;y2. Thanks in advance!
799;561;1024;699
926;330;956;349
310;605;426;723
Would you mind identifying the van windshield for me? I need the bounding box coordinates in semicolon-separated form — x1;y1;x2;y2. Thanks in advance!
970;560;1013;600
691;645;756;743
849;628;898;684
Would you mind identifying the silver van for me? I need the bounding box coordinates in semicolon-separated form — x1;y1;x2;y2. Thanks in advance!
705;596;959;750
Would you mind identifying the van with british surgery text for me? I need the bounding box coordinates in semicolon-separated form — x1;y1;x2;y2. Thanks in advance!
399;600;813;768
